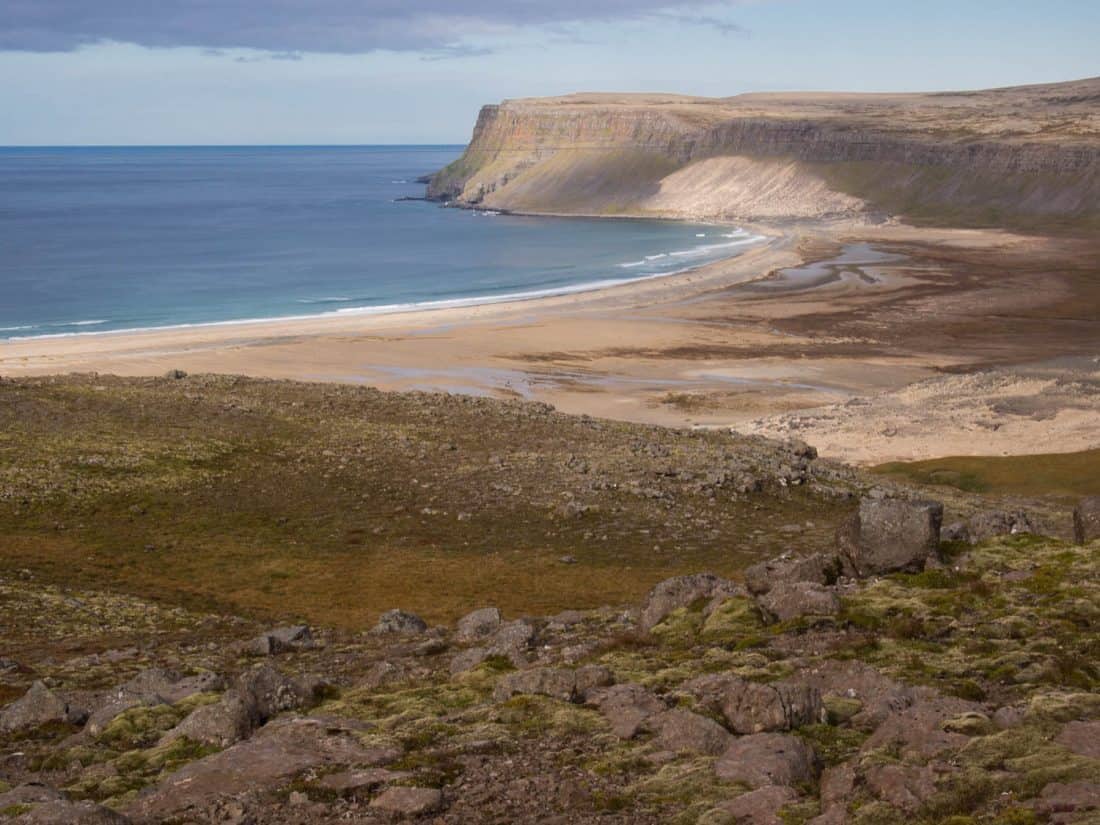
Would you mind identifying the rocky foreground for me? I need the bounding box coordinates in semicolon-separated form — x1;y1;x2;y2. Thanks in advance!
1;492;1098;823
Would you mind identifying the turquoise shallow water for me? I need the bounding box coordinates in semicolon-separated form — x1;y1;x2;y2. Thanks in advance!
0;145;764;339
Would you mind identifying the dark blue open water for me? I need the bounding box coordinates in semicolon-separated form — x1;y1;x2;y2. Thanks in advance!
0;146;764;339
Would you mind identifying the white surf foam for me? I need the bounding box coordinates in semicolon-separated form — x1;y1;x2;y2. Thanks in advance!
4;227;769;342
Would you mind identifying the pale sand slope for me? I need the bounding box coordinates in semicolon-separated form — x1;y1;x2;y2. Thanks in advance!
2;222;1097;465
642;156;870;222
742;364;1100;464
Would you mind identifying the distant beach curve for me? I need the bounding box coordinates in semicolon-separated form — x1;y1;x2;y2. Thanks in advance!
0;145;764;340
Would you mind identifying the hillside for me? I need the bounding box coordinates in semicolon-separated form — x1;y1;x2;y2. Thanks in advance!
427;78;1100;231
0;376;1098;823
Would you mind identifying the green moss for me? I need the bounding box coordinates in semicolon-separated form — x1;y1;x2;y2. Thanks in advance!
850;799;905;825
495;695;606;738
892;569;975;590
700;597;762;645
174;691;222;714
651;605;707;648
950;723;1100;807
97;703;187;750
0;804;34;818
1026;691;1100;722
994;808;1037;825
823;696;864;725
630;758;746;825
796;724;868;766
943;713;995;736
325;683;484;727
585;743;653;777
918;770;996;820
388;749;464;788
67;737;217;805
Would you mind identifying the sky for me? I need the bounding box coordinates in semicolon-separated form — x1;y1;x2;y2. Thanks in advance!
0;0;1097;145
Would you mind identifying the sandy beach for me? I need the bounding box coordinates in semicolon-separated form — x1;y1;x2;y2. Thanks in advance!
3;220;1098;464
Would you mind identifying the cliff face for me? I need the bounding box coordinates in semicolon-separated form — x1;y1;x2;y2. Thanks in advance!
427;81;1100;230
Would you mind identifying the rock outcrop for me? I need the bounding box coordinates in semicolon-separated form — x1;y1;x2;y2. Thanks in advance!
1074;496;1100;544
837;497;943;575
428;81;1100;230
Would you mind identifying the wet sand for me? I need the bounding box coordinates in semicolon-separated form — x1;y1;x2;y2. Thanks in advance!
3;221;1098;464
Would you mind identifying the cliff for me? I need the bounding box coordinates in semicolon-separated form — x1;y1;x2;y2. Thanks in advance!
427;80;1100;231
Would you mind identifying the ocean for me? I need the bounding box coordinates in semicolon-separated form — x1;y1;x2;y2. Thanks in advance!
0;146;764;339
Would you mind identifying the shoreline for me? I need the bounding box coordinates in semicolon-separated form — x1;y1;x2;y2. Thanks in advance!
0;225;794;365
1;231;771;344
3;218;1094;467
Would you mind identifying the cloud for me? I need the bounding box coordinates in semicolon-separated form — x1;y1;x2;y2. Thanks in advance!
0;1;748;55
660;13;748;36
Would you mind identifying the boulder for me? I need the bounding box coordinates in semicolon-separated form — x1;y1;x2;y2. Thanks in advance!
456;607;502;643
235;664;320;723
125;716;397;821
1074;497;1100;544
1056;720;1100;759
942;521;970;543
818;762;857;812
863;763;936;812
85;696;151;737
492;619;537;652
714;733;820;788
127;669;224;705
13;800;131;824
686;674;823;734
804;660;915;731
369;786;445;816
1034;781;1099;821
248;625;313;656
161;690;256;748
992;705;1026;730
862;697;976;759
359;661;411;690
586;683;667;739
716;786;799;825
967;509;1036;542
492;665;612;704
574;664;615;697
757;582;841;624
449;647;491;676
0;680;85;733
640;573;741;631
650;709;734;756
457;619;539;668
85;669;225;736
314;768;411;798
806;809;848;825
372;609;428;635
744;553;843;596
838;497;943;576
493;667;575;703
413;637;448;657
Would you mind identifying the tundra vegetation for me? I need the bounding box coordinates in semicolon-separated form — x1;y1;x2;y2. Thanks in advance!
0;374;1097;823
